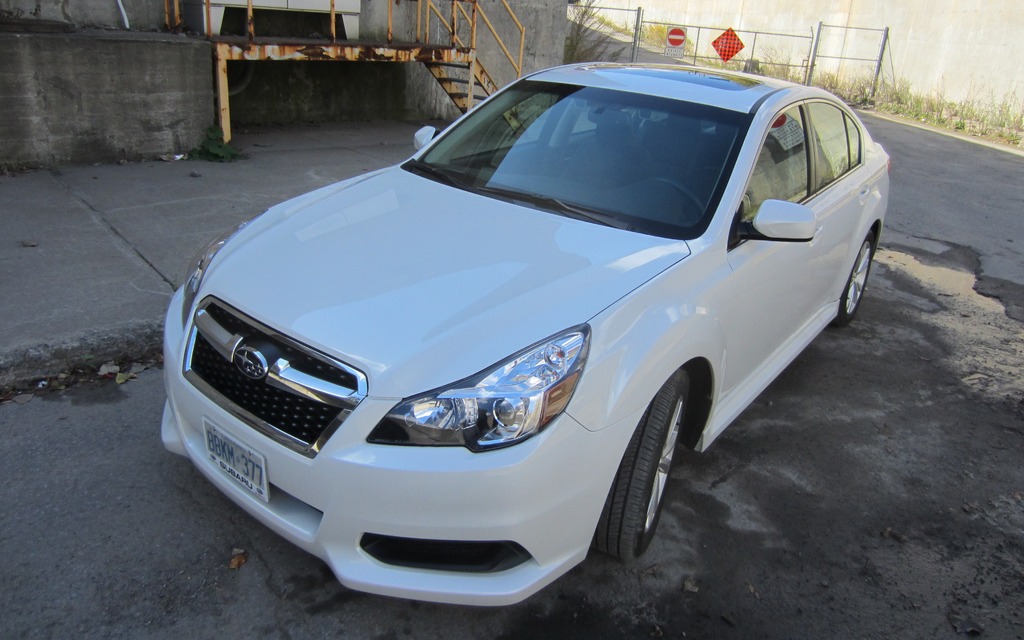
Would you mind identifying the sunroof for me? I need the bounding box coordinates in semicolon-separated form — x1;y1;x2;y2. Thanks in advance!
600;66;764;91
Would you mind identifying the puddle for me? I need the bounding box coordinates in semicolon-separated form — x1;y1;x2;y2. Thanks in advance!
876;249;1024;400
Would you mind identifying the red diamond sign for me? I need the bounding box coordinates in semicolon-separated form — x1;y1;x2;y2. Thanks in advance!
712;28;745;63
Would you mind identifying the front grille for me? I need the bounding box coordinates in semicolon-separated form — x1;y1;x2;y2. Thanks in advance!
190;333;343;445
184;298;366;456
204;304;358;391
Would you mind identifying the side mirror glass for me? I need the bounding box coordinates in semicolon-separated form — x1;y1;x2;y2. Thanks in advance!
413;126;437;151
740;199;817;242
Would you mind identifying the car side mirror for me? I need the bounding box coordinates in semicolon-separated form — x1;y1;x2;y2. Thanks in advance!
737;199;817;242
413;126;437;151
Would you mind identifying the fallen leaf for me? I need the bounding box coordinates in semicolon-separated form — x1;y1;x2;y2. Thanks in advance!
128;363;149;375
13;394;34;405
98;362;120;377
115;372;136;384
228;548;248;570
683;577;699;593
19;239;39;248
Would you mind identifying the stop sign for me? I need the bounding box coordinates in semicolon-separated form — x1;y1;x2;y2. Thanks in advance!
666;27;686;48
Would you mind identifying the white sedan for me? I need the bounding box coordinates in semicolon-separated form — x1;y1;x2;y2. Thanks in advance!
161;63;889;605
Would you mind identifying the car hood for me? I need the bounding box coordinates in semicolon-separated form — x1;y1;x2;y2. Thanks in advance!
202;167;690;398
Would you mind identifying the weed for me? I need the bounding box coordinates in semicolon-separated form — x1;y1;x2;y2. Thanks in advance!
189;126;242;162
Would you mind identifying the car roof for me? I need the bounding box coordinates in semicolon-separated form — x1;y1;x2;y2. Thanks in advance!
526;63;800;114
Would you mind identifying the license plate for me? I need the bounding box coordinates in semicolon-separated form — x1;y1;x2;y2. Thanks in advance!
204;421;269;503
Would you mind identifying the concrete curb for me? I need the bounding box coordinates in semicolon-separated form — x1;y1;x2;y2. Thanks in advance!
0;320;164;388
857;109;1024;160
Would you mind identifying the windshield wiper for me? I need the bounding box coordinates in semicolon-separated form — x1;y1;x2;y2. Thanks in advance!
403;160;474;191
475;185;636;231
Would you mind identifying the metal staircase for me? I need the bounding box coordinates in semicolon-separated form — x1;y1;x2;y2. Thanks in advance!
170;0;526;139
416;0;524;113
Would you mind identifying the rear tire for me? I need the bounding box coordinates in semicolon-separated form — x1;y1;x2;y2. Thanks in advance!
593;369;689;559
832;231;876;327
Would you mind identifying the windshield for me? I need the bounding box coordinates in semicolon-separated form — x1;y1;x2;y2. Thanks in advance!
408;80;751;240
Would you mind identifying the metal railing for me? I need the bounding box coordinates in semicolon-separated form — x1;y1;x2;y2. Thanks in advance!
419;0;525;78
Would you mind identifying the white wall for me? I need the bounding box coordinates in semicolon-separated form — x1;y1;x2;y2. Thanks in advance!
598;0;1024;102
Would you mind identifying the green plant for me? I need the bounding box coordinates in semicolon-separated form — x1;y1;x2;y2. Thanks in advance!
190;126;242;162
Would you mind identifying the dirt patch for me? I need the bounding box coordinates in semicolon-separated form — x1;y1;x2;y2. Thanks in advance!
877;249;1024;402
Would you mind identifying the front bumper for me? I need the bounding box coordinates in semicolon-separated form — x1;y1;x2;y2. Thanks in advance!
161;289;629;605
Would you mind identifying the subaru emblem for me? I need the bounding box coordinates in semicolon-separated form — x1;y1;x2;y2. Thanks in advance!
233;345;269;380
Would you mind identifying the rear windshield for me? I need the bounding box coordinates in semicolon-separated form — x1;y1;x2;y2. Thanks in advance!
409;80;751;240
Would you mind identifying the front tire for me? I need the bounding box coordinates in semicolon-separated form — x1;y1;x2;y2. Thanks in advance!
593;369;689;559
832;231;876;327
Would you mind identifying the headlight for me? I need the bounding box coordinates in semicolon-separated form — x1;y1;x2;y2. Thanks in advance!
180;221;248;326
368;326;590;451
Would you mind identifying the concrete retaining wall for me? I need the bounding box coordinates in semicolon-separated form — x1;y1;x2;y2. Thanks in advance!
601;0;1024;102
0;31;213;167
0;0;567;166
0;0;165;30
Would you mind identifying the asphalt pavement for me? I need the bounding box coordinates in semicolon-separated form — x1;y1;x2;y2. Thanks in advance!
0;120;442;387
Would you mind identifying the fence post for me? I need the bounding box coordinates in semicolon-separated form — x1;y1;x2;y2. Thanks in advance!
805;21;822;85
630;7;644;63
870;26;890;99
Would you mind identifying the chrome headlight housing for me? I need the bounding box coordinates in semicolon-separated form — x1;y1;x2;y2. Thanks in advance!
180;221;248;326
368;326;590;451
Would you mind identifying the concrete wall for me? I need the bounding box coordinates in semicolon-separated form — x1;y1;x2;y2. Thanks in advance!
0;0;165;30
0;0;568;166
599;0;1024;102
357;0;569;122
0;32;213;167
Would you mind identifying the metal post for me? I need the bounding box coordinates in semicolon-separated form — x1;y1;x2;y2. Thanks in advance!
450;0;457;47
468;52;477;110
246;0;254;43
330;0;336;42
692;26;700;65
214;45;232;142
630;7;643;63
805;21;822;85
870;26;890;99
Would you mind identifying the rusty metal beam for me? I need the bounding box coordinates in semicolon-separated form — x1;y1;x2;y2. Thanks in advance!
214;41;472;64
214;46;232;142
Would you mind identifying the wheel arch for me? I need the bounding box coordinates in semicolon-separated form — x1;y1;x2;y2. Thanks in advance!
679;357;714;450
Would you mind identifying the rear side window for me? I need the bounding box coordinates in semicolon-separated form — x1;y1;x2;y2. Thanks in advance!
808;102;854;191
845;114;862;166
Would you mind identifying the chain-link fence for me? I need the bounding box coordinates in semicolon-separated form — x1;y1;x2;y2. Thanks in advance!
807;24;890;98
565;3;644;63
641;22;813;82
568;6;890;98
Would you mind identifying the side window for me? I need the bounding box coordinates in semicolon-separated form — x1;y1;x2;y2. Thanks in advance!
845;114;862;166
742;107;809;222
808;102;852;191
